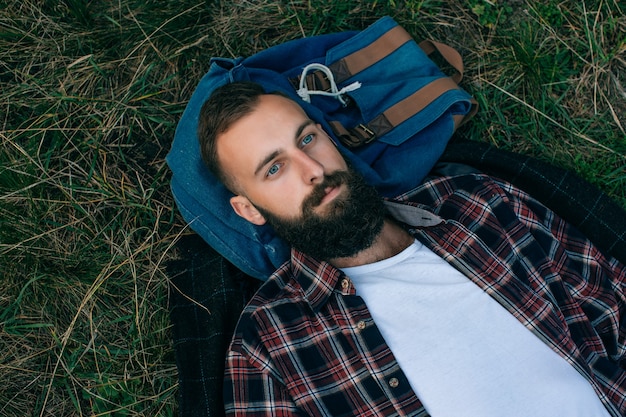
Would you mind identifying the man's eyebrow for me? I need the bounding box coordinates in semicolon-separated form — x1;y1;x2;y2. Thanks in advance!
253;119;316;177
295;119;315;139
254;150;281;177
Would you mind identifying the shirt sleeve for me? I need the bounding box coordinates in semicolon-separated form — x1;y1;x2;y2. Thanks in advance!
224;349;306;417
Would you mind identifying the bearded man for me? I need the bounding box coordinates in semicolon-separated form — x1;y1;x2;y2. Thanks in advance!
198;81;625;417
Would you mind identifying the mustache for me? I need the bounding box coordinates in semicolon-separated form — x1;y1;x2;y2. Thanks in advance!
302;170;351;213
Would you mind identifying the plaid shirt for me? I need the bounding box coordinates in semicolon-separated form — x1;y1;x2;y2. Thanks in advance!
224;174;626;417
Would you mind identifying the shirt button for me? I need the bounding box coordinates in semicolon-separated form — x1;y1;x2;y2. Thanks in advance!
357;320;366;330
389;377;399;388
341;278;350;290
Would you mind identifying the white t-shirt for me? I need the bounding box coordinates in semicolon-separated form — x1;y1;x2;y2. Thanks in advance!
341;240;610;417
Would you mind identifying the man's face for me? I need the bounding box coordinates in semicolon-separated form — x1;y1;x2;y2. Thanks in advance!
218;94;385;260
218;94;350;222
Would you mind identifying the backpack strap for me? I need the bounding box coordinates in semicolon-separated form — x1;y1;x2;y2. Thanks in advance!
330;77;478;148
290;28;477;148
418;40;465;84
289;24;413;92
329;25;413;83
294;34;467;92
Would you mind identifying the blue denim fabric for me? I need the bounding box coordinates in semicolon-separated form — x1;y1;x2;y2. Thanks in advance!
167;66;291;280
166;16;474;280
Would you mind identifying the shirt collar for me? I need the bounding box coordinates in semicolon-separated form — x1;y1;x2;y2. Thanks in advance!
290;248;346;313
383;200;443;227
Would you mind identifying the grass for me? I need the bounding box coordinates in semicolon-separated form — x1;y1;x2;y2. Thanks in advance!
1;0;624;415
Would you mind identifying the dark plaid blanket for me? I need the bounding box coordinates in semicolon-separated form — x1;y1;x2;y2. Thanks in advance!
167;140;626;417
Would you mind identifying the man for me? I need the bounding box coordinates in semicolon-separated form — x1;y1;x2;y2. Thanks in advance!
198;81;625;416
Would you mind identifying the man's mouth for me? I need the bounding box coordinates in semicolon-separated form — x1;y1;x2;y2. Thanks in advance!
320;185;342;205
302;170;350;215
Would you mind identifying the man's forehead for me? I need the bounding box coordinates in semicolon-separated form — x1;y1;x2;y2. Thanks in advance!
229;94;307;131
216;94;309;172
259;93;307;115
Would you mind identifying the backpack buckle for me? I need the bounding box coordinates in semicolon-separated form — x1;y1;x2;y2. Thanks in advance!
356;124;376;141
340;124;376;148
328;121;377;148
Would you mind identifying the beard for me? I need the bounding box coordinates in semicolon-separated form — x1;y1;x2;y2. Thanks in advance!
255;167;386;261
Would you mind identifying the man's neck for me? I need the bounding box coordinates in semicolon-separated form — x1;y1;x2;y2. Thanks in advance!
329;220;414;268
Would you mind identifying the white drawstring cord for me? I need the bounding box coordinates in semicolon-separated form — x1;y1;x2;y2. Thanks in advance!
296;63;361;106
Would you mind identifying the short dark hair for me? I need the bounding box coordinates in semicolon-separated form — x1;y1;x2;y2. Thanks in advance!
197;81;266;192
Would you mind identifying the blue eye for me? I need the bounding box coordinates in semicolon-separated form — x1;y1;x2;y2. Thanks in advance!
301;134;314;145
267;164;280;176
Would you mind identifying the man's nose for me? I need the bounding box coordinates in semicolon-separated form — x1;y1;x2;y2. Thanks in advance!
295;150;324;184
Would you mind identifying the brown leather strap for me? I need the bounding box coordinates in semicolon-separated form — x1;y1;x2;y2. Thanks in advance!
461;97;479;126
330;77;468;148
290;25;412;91
293;35;465;92
328;25;413;84
381;77;461;130
418;40;465;84
328;121;378;148
287;26;477;148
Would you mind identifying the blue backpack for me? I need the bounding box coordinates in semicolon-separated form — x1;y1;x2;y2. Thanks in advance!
166;16;476;280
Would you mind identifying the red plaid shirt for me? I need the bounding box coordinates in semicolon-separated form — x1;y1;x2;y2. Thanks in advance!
224;174;626;416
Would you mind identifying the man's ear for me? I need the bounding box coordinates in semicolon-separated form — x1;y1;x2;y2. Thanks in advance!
229;195;267;226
